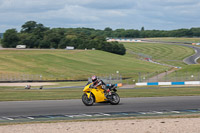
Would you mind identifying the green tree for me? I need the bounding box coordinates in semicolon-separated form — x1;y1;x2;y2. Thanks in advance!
141;27;145;31
39;40;50;48
2;29;19;48
21;21;49;37
21;21;38;33
104;27;112;32
18;33;40;48
59;38;70;49
43;31;63;48
190;28;200;36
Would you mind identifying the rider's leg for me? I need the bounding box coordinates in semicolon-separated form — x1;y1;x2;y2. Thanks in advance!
102;85;111;98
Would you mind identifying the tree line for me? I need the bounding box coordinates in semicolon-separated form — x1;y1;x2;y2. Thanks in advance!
54;26;200;38
1;21;126;55
2;21;200;54
103;27;200;38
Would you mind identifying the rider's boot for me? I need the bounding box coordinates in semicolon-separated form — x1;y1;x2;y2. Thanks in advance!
106;89;112;99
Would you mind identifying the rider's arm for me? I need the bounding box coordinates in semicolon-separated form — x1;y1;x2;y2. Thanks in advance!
93;80;102;88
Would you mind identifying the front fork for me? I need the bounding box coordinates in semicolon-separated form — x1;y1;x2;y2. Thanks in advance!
86;91;92;99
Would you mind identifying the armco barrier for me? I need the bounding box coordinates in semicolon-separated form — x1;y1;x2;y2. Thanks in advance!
136;81;200;86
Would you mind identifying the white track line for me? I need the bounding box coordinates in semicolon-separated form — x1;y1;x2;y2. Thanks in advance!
27;117;34;120
2;117;14;121
152;111;164;114
171;111;180;113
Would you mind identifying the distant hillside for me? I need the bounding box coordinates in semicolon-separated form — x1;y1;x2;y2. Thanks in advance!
0;49;168;80
123;42;194;67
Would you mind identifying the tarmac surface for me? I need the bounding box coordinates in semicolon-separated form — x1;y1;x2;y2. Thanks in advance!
0;96;200;118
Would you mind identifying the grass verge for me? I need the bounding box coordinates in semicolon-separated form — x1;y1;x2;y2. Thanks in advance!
118;87;200;97
197;58;200;64
0;86;200;101
166;64;200;81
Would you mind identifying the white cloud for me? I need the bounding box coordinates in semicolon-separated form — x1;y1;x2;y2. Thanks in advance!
0;0;200;32
82;0;136;9
0;0;66;13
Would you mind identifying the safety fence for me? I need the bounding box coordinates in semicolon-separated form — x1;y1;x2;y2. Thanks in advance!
138;71;200;83
0;73;123;83
1;71;199;86
0;74;43;82
0;73;89;82
88;74;122;85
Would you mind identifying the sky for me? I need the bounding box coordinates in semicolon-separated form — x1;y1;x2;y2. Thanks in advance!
0;0;200;32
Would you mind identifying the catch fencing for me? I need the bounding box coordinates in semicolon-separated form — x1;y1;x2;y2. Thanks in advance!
0;73;43;82
1;71;198;84
0;73;123;83
88;74;122;84
138;71;200;83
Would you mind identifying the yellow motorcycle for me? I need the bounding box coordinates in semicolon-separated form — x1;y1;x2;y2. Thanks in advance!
82;82;120;106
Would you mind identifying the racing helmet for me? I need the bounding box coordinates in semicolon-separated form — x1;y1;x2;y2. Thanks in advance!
91;75;97;83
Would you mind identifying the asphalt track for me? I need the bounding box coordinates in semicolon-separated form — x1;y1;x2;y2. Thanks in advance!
182;44;200;64
1;96;200;118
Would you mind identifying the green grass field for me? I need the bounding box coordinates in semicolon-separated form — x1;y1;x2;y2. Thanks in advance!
0;87;82;101
0;86;200;101
0;49;168;80
123;42;194;67
166;64;200;80
197;58;200;64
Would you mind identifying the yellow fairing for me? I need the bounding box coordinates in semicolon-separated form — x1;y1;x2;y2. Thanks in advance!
83;84;91;92
91;86;105;102
86;92;91;98
83;83;106;103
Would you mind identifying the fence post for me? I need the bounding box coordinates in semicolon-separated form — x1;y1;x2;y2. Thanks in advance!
156;71;158;82
120;74;122;83
143;73;146;82
138;72;141;82
175;71;177;82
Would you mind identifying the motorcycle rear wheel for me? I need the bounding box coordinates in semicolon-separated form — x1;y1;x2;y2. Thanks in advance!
82;93;94;106
109;92;120;105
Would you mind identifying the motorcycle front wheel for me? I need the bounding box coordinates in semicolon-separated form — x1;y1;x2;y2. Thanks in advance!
109;92;120;105
82;93;94;106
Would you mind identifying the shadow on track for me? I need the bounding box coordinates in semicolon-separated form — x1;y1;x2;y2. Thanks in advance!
89;102;123;106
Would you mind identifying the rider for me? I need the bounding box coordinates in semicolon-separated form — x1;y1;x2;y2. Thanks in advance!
91;75;111;97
